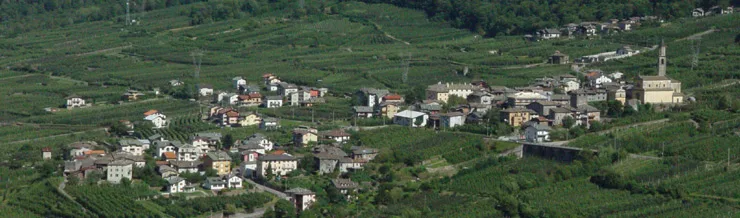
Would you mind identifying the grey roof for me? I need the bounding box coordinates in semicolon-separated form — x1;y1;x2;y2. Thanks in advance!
206;177;227;185
426;83;448;92
501;108;535;113
285;187;314;195
550;94;569;101
206;151;232;161
119;139;146;147
353;106;373;113
200;84;213;89
148;134;163;140
259;154;296;161
166;176;185;184
158;165;177;174
528;124;552;131
351;146;378;155
443;112;466;117
577;104;600;112
262;117;278;122
109;159;134;166
69;141;97;149
541;28;561;34
359;88;390;97
639;76;670;81
195;132;222;140
550;107;572;114
530;101;561;106
170;160;201;168
265;95;283;101
420;103;442;111
332;178;358;190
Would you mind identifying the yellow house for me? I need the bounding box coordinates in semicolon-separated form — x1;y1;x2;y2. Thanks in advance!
204;151;232;176
239;112;262;127
380;103;399;119
500;108;535;127
426;83;449;103
293;127;318;147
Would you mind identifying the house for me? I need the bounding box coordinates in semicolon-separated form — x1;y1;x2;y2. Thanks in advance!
278;82;299;96
199;84;214;96
393;110;428;127
65;95;86;108
548;51;569;64
446;83;479;99
107;160;133;184
220;93;240;105
352;106;374;118
525;124;551;142
577;23;598;36
263;74;282;86
148;133;164;142
69;141;97;157
233;77;247;89
194;132;222;145
609;71;624;80
211;107;239;126
162;152;177;161
536;28;561;39
507;91;548;108
260;117;280;130
500;108;535;127
382;94;404;104
169;79;184;87
351;146;378;161
143;110;167;129
293;127;318;147
315;152;341;174
577;104;601;122
378;102;400;119
238;93;262;106
224;173;242;189
287;91;311;106
693;8;705;17
441;112;465;128
42;147;52;160
548;107;573;126
721;6;734;14
585;71;612;88
165;176;190;193
426;83;449;103
632;41;683;104
321;129;351;143
263;96;283;108
240;133;274;151
256;154;298;177
119;120;135;135
607;86;627;104
176;144;200;161
239;84;261;95
118;139;150;156
203;177;227;190
357;88;389;108
154;141;179;157
419;101;442;115
569;89;607;107
617;21;632;31
562;80;580;93
190;137;212;154
122;90;144;101
169;160;201;173
467;91;494;105
158;165;179;178
239;112;261;127
286;188;316;212
204;151;232;176
332;178;358;199
526;101;564;117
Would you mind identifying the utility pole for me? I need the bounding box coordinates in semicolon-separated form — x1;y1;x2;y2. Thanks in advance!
311;109;314;123
126;0;131;26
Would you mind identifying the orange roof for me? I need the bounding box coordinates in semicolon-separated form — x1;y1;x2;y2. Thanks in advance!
143;110;159;116
384;94;402;100
163;152;177;159
262;73;273;78
84;150;105;155
226;111;239;117
155;161;169;166
248;93;262;98
238;95;251;100
585;71;600;77
271;150;286;155
42;147;52;152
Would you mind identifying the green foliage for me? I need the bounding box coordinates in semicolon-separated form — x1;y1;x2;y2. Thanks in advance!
152;192;272;217
356;127;486;165
264;199;297;218
7;179;90;218
66;183;159;217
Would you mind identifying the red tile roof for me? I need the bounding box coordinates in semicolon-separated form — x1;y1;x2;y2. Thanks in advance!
42;147;52;152
163;152;177;159
226;111;239;117
248;93;262;99
271;150;286;155
383;94;402;101
155;161;169;166
143;110;159;116
238;95;250;100
84;150;105;155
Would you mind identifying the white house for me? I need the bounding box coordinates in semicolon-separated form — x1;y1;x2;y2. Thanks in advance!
322;129;351;143
169;79;184;87
525;124;551;143
393;110;428;127
692;8;705;17
242;133;274;151
441;112;465;128
176;144;200;161
107;160;133;184
199;84;214;96
165;176;188;193
256;154;298;177
118;139;149;156
536;28;561;39
65;95;86;108
233;77;247;89
69;141;96;157
609;72;624;80
170;160;201;174
278;83;299;96
562;80;580;93
264;96;283;108
286;188;316;212
260;117;280;130
224;173;243;189
203;177;227;190
143;110;167;129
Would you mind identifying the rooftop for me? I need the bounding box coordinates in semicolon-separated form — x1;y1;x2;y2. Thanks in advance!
395;110;426;118
352;106;374;113
285;187;314;195
206;151;232;161
332;178;358;190
259;154;297;161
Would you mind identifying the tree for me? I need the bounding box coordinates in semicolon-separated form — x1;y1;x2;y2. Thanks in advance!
562;116;575;128
67;176;80;186
222;134;234;150
120;177;132;187
224;203;237;216
607;100;624;117
298;154;316;173
264;199;296;218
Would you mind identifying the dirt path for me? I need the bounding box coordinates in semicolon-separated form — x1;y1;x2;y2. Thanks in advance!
74;45;132;57
0;74;35;81
675;28;715;42
366;20;411;45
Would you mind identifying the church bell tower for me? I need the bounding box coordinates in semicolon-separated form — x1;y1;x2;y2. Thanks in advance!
658;39;666;76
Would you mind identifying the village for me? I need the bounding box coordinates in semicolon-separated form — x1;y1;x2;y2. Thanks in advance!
44;31;699;215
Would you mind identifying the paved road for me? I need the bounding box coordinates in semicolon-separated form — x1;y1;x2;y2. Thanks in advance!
244;179;288;200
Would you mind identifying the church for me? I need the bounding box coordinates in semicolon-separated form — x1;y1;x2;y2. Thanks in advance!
631;40;684;104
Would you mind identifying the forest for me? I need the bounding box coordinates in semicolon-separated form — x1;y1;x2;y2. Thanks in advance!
358;0;738;36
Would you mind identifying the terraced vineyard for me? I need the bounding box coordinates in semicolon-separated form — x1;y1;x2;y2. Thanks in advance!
66;184;159;217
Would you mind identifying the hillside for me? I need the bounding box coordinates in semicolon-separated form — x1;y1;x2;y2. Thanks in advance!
0;1;739;217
